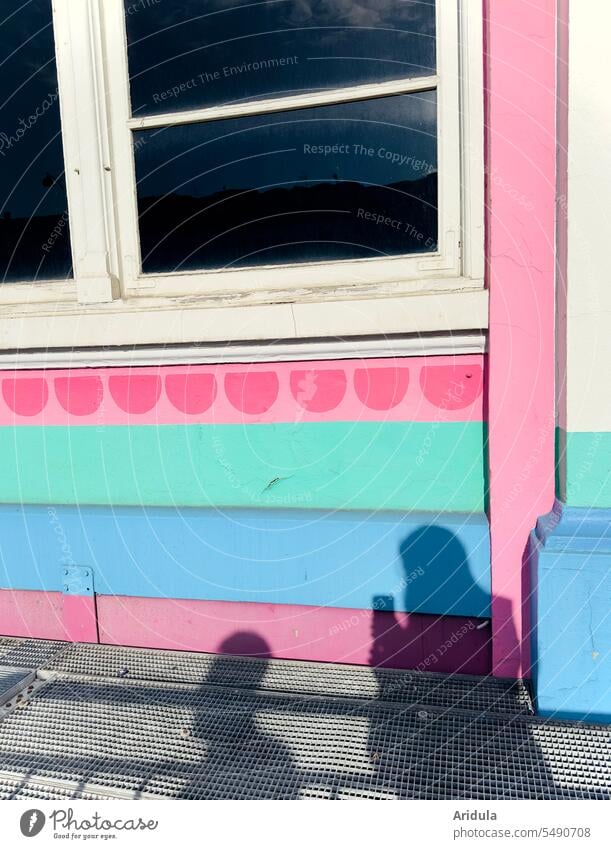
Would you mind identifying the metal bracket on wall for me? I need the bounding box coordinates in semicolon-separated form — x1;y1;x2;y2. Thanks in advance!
60;567;99;644
62;566;94;597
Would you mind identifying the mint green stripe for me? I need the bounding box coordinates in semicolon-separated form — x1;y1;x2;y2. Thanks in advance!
0;422;486;511
562;429;611;508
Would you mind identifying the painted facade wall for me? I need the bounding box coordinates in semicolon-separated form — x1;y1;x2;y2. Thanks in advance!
0;357;485;511
0;355;491;672
0;0;567;687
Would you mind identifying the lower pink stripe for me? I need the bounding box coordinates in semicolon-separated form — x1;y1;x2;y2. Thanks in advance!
0;590;491;674
0;589;68;641
97;596;491;674
63;595;99;644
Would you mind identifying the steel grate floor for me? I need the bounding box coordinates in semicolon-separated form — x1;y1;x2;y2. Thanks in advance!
0;637;68;669
0;668;35;705
42;641;534;716
0;774;125;801
0;637;608;800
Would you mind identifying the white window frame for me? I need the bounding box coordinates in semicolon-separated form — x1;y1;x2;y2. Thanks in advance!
0;0;485;352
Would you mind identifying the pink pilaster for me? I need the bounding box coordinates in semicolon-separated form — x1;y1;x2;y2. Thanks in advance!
485;0;557;676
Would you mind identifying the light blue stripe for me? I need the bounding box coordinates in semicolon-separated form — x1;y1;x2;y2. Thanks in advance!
0;504;491;617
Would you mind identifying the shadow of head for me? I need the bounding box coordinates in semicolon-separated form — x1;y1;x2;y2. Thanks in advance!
206;632;271;690
398;524;490;617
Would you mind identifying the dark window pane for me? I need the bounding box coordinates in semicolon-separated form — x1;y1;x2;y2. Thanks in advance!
134;91;437;273
125;0;436;116
0;0;72;283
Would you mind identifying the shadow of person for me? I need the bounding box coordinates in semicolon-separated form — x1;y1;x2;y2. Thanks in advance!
369;525;491;676
365;525;563;799
183;632;301;799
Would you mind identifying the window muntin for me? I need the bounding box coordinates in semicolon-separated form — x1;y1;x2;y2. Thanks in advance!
124;0;436;117
134;91;437;274
0;0;72;283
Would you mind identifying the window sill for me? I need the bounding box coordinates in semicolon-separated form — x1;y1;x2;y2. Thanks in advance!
0;284;488;352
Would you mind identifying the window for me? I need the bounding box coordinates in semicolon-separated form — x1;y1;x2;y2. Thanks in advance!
0;0;485;352
133;93;439;274
0;0;72;283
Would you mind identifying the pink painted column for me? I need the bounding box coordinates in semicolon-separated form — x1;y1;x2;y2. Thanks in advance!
485;0;557;677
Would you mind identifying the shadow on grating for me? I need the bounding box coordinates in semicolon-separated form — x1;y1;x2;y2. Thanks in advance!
0;674;608;800
42;642;533;717
0;637;608;800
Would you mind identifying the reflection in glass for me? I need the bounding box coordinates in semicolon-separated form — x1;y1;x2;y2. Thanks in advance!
0;0;72;282
134;92;438;274
125;0;436;116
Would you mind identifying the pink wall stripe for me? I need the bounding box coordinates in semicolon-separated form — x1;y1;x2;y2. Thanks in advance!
0;589;68;641
0;356;484;426
63;595;99;644
485;0;557;677
0;591;490;674
96;595;491;675
0;590;99;643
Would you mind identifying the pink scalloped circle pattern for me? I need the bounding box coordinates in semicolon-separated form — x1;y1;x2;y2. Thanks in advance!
224;372;279;414
165;373;217;415
290;369;347;412
54;376;103;416
108;375;162;414
0;360;484;421
419;365;483;410
353;367;410;410
2;378;49;416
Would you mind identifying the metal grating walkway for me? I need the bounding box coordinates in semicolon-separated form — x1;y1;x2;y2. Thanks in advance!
0;668;34;705
0;636;609;800
0;637;69;669
41;641;534;716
